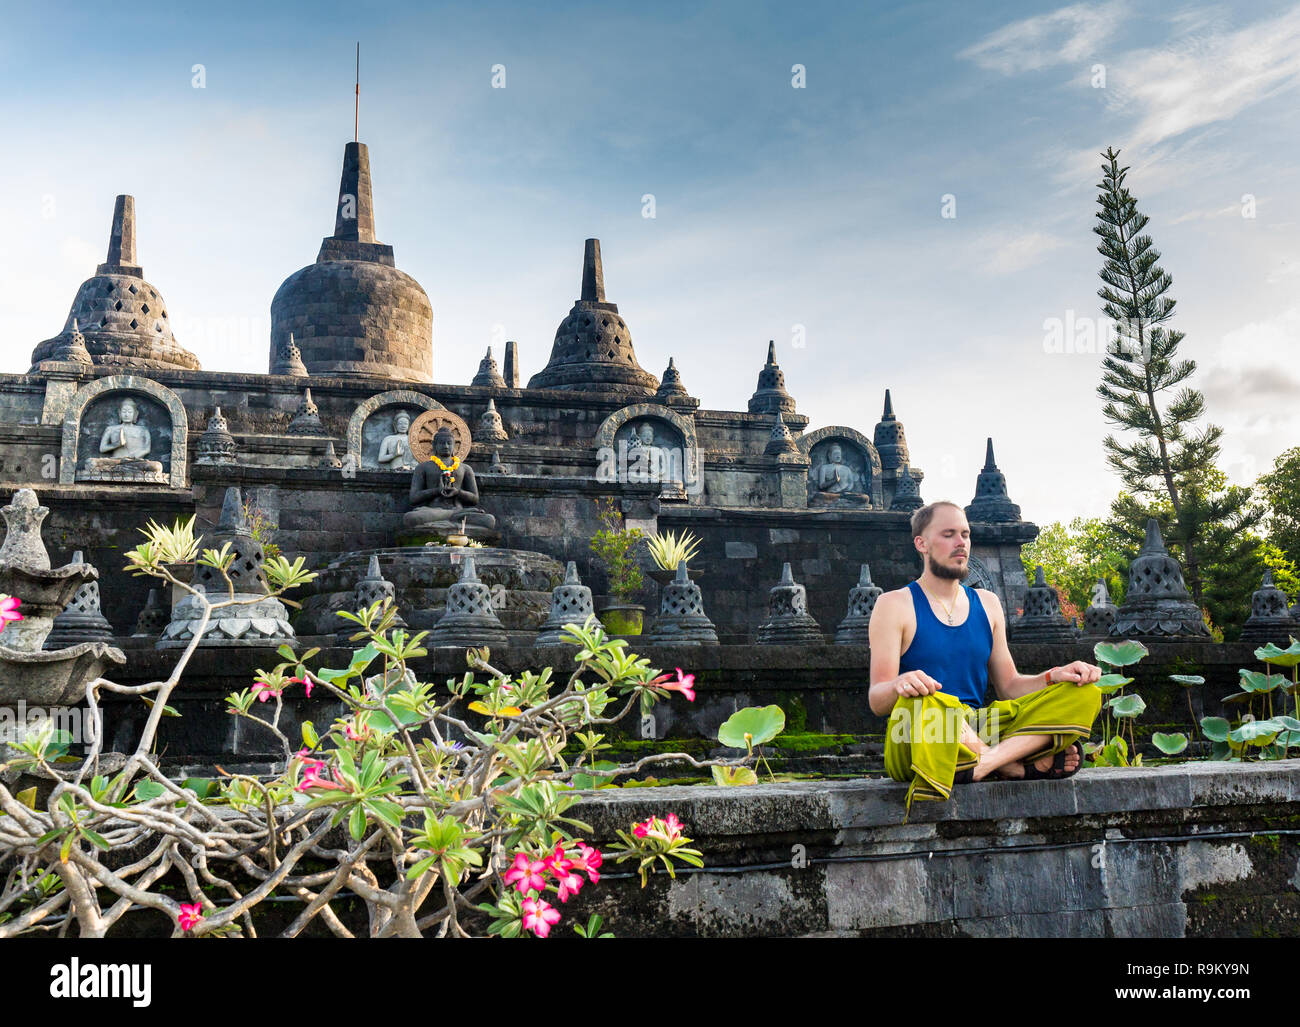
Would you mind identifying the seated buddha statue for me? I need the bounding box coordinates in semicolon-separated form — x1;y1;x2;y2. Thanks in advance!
809;443;867;506
403;427;499;540
84;397;166;481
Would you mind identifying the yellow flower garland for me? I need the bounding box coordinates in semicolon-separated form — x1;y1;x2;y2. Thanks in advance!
431;454;461;473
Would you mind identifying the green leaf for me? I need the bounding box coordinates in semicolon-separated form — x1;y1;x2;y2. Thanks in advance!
1239;669;1280;693
1255;643;1300;668
1093;639;1149;668
1096;673;1133;694
1168;674;1205;687
1108;693;1146;718
1221;691;1253;707
711;765;759;786
181;778;219;799
301;720;319;749
133;780;166;802
1151;732;1188;755
717;705;786;749
1230;719;1283;746
348;804;368;841
1200;716;1231;742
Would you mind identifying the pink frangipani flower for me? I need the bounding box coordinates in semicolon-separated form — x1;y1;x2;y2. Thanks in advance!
572;843;602;884
504;853;548;895
521;896;562;938
178;903;204;932
654;668;696;702
0;594;22;632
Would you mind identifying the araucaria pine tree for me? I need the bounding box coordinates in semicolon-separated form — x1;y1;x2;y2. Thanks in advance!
1093;147;1263;636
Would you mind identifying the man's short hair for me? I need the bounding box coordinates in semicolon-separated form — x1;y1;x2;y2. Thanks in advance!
910;501;964;538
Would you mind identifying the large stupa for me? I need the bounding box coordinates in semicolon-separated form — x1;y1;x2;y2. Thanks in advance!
269;141;433;381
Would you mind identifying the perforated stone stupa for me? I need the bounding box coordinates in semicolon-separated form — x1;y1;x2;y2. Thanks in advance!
527;239;659;396
536;562;595;645
1111;519;1210;639
30;195;201;372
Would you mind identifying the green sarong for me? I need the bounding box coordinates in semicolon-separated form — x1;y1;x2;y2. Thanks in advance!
883;682;1103;813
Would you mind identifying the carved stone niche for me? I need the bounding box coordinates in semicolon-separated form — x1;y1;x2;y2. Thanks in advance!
799;426;883;508
61;374;188;488
594;403;701;501
346;389;445;472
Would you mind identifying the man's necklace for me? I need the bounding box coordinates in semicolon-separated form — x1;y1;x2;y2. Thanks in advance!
920;585;961;625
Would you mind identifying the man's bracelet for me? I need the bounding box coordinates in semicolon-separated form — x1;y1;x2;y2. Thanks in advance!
1044;668;1054;686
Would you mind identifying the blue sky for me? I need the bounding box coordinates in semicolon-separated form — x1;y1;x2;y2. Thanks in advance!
2;0;1298;525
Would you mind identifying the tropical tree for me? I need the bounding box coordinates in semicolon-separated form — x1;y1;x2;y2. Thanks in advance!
1092;146;1264;625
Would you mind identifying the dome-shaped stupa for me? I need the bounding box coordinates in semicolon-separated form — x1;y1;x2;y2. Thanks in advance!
269;142;432;380
527;239;658;396
30;195;201;371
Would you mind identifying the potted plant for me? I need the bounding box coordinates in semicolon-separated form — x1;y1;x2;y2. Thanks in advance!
645;529;703;586
589;497;646;635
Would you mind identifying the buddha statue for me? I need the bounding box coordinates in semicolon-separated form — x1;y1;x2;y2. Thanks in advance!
377;410;417;471
403;427;498;540
815;444;858;494
83;397;165;481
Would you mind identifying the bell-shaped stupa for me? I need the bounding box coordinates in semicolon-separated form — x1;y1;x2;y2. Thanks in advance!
31;195;201;372
527;239;659;396
270;142;433;381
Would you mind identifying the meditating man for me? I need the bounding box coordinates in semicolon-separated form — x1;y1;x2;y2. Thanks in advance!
868;500;1103;808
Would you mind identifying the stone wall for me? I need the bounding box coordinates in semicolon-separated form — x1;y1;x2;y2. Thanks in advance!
561;761;1300;937
94;639;1273;767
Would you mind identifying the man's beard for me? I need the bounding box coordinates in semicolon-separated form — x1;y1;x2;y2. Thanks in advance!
928;552;969;581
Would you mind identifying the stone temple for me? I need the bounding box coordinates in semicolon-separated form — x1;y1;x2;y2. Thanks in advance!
0;137;1041;656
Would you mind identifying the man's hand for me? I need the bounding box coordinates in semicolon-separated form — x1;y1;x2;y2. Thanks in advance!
1048;661;1102;686
892;670;943;699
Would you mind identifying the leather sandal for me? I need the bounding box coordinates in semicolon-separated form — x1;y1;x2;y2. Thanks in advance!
1020;741;1082;781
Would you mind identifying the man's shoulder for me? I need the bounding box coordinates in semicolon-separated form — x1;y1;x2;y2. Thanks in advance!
874;586;915;617
971;587;1005;620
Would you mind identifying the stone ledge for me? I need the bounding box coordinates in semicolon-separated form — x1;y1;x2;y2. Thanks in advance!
570;760;1300;837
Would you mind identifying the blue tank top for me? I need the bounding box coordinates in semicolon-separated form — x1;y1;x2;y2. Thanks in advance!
897;581;993;708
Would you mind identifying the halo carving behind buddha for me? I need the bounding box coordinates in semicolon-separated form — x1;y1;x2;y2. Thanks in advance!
409;408;472;464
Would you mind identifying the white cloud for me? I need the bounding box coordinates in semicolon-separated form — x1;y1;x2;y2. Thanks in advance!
958;1;1126;74
980;230;1067;274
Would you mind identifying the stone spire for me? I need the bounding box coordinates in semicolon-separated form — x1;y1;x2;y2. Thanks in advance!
835;564;883;644
271;331;309;377
965;438;1021;523
748;341;796;414
331;141;376;244
157;486;297;649
1240;569;1299;642
132;588;169;638
654;357;691;404
764;410;799;455
503;341;520;388
889;465;923;512
1082;579;1118;639
755;563;824;645
527;239;659;396
288;387;324;435
102;194;139;273
31;194;201;372
339;555;406;640
478;398;508;442
1008;566;1079;642
196;407;237;466
581;238;606;301
36;318;93;366
873;389;909;471
1111;519;1210;639
647;561;719;645
429;555;509;647
45;551;115;648
536;562;596;645
320;441;343;469
471;346;507;388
